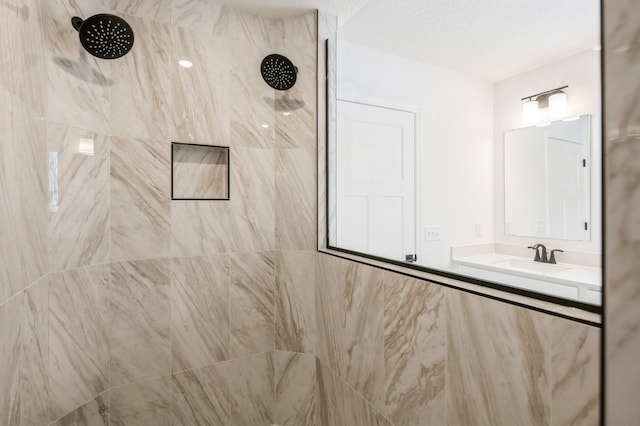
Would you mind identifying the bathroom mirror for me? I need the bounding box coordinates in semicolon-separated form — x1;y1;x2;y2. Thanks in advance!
327;0;602;309
505;115;591;241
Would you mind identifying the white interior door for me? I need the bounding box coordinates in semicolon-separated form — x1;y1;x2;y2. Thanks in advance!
546;135;587;240
336;100;415;261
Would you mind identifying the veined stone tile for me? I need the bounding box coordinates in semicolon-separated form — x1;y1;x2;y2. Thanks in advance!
279;13;316;48
229;251;275;358
51;392;109;426
171;363;230;426
316;359;392;426
227;9;282;47
0;0;47;115
276;250;315;353
109;0;171;24
171;26;230;146
21;279;49;424
109;259;171;386
110;15;172;140
276;148;316;250
551;317;599;426
171;0;233;35
446;290;550;426
171;254;229;371
315;254;385;412
48;265;109;422
604;0;640;421
47;122;109;272
315;254;344;374
0;87;47;304
274;45;316;150
384;274;446;426
227;352;274;425
0;295;21;426
229;40;276;149
110;136;170;262
110;376;171;426
171;148;275;256
274;351;315;426
45;0;112;134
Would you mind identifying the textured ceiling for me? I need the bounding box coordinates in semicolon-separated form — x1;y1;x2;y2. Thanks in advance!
337;0;600;81
215;0;370;23
228;0;599;82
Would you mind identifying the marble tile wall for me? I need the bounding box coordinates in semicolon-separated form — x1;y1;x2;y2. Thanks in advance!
0;0;319;423
604;0;640;423
315;252;601;426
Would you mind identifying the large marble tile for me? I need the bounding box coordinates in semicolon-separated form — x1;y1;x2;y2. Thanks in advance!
171;26;229;146
604;0;640;423
273;43;316;150
110;136;170;262
229;251;275;358
110;377;171;426
315;254;385;412
279;13;316;49
0;295;21;426
109;259;171;386
45;0;112;134
109;0;170;24
227;352;274;425
229;40;276;150
276;148;316;250
171;254;229;371
316;359;392;426
227;9;282;47
171;0;233;36
446;290;550;426
0;0;47;115
551;318;599;426
110;15;172;140
0;88;47;304
171;363;230;426
21;279;49;424
51;392;109;426
47;123;109;272
274;351;315;426
48;265;109;421
276;250;315;353
171;148;275;256
384;275;446;426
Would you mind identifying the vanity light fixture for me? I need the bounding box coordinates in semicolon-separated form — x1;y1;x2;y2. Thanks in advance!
522;85;568;124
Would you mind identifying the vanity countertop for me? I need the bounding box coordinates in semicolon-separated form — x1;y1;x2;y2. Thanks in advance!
453;253;601;291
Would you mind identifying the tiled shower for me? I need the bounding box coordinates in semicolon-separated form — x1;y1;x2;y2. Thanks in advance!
0;0;316;424
0;0;610;425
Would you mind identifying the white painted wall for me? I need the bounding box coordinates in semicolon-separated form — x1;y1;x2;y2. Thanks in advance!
337;40;495;268
493;49;601;254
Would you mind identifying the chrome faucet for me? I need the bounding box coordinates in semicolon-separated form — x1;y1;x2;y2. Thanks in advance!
527;244;564;264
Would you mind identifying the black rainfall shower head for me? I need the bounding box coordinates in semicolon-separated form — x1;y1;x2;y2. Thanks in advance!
71;14;134;60
260;54;298;91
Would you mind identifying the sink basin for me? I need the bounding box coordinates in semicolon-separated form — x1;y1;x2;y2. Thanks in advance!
493;259;571;274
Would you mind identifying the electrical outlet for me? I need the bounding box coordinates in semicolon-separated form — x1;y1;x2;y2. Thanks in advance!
475;223;482;238
424;226;440;242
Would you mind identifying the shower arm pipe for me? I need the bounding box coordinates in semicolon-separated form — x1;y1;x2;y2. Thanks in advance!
521;85;568;102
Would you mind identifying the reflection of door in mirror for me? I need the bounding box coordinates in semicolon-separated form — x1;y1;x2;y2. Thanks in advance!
504;115;590;241
336;100;416;261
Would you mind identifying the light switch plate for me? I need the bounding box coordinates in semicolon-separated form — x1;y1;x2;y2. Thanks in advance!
424;226;440;242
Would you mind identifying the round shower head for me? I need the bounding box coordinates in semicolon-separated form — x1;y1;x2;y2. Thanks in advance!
71;14;134;60
260;54;298;91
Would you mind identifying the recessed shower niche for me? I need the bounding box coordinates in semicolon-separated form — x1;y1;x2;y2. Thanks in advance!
171;142;230;200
